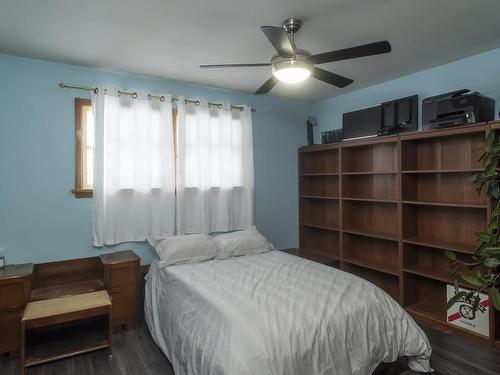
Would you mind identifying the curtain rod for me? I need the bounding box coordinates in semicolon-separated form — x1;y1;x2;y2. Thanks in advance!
58;83;256;112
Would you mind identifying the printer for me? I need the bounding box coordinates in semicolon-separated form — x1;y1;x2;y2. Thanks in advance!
422;89;495;130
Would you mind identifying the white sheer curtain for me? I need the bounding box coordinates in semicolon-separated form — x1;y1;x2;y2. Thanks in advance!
91;88;176;246
176;99;254;234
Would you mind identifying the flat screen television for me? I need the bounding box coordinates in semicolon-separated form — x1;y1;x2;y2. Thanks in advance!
342;105;381;140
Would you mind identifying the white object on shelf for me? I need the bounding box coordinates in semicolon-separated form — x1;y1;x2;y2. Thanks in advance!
446;285;490;337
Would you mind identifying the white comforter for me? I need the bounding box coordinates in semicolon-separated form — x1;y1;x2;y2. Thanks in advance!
145;251;432;375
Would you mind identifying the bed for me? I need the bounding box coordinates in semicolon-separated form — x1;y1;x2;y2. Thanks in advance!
145;250;432;375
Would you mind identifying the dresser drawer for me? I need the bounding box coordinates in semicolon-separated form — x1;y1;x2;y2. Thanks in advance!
0;282;24;309
110;265;137;287
111;287;137;322
0;310;21;353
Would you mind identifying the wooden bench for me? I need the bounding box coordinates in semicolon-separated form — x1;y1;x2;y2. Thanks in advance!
0;251;139;361
20;290;112;375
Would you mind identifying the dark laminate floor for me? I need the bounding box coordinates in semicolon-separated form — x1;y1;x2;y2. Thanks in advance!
1;321;499;375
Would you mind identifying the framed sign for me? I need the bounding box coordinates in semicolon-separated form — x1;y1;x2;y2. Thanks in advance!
446;285;490;337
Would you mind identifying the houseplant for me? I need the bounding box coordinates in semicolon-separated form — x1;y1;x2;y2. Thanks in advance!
445;129;500;311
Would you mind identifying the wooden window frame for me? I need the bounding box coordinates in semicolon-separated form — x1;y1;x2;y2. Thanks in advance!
73;101;178;198
73;98;93;198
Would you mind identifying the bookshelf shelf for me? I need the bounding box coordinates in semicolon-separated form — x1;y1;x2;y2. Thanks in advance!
341;171;398;175
300;223;340;232
344;258;399;277
402;237;476;254
402;200;487;209
300;195;339;200
300;172;339;176
343;228;399;242
401;169;483;174
344;197;398;204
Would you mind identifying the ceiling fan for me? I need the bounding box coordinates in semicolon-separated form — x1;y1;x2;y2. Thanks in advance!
200;18;391;95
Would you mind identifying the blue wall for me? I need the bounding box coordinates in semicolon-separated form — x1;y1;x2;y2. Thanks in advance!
0;54;312;265
313;47;500;141
3;47;500;265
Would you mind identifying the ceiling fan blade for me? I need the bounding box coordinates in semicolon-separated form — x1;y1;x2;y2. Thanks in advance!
260;26;294;57
255;76;279;95
311;67;353;88
310;41;391;65
200;63;271;68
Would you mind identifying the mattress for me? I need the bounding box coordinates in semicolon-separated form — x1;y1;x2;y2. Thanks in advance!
145;250;432;375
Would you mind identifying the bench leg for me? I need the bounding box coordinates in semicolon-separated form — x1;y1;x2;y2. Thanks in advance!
20;320;26;375
107;308;113;360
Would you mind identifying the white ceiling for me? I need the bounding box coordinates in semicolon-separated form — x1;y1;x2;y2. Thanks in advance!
1;0;500;102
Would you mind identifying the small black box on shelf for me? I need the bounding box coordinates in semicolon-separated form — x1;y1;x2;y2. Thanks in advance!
321;129;343;144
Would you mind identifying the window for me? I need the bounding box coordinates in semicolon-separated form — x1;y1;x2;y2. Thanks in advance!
73;98;94;198
73;99;178;198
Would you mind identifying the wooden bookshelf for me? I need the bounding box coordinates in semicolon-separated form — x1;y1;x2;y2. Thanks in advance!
298;122;497;348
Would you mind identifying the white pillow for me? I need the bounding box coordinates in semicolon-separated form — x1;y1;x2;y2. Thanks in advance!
214;228;274;259
148;234;218;267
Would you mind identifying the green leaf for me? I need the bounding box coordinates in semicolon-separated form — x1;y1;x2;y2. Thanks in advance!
483;247;500;255
486;130;496;148
483;257;500;268
486;163;498;177
444;250;457;261
483;273;496;282
469;173;481;183
489;287;500;311
492;184;500;200
461;274;485;287
475;232;491;242
447;291;467;310
459;260;482;266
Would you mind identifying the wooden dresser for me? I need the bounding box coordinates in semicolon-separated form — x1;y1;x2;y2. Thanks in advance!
100;251;140;331
0;264;33;358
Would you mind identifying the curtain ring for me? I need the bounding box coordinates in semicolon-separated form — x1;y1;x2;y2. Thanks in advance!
93;87;99;94
217;103;223;109
104;88;107;95
148;94;152;101
195;100;200;106
160;96;165;102
239;106;244;112
132;92;138;99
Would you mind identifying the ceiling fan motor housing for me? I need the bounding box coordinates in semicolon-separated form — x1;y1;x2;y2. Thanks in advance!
271;50;312;72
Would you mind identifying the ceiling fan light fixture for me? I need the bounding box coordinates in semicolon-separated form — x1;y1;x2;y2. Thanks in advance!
272;59;311;84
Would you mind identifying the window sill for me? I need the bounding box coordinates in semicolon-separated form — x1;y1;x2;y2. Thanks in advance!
72;189;93;198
